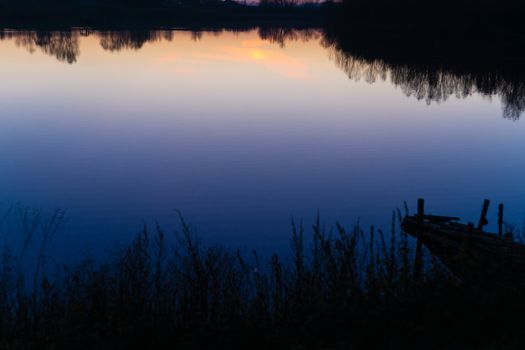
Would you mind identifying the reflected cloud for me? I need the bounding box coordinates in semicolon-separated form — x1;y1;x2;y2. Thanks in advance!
193;43;311;79
158;53;181;62
152;33;314;80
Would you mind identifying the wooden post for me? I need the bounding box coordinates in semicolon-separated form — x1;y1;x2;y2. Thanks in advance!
498;204;504;238
417;199;424;221
477;199;490;231
414;198;424;281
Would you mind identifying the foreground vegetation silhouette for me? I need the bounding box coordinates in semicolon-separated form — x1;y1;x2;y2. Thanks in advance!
1;205;525;349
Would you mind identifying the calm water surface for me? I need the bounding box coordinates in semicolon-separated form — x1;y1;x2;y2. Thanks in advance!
1;29;524;257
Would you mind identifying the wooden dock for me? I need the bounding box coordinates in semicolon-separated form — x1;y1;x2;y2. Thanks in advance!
401;199;525;284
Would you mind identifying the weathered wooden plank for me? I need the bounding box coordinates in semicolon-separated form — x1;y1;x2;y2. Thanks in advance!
498;203;504;238
423;214;461;222
478;199;490;231
413;198;424;281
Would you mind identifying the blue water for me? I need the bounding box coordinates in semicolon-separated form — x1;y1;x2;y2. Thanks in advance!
1;29;524;259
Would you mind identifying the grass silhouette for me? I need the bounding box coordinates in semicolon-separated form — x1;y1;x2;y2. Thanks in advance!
0;205;524;349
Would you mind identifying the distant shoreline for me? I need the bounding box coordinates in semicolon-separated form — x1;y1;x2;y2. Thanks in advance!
0;4;327;29
1;1;524;34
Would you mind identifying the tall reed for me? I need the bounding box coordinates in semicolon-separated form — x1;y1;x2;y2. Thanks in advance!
0;205;522;349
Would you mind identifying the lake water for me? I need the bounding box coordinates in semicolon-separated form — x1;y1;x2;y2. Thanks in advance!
1;28;525;258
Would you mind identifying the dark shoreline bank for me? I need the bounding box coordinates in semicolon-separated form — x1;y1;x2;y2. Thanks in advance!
0;3;326;29
0;206;524;350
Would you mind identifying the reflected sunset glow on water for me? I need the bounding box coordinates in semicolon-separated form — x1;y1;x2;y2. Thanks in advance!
0;29;524;257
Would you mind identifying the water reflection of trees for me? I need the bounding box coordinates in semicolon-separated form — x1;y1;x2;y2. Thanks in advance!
2;27;525;119
258;27;320;47
324;40;525;120
0;30;80;64
0;27;320;58
259;27;525;120
98;30;174;51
